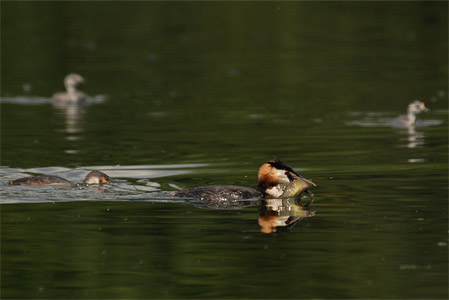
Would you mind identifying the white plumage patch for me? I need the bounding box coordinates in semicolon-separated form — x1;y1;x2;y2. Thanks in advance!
265;185;285;198
275;169;290;185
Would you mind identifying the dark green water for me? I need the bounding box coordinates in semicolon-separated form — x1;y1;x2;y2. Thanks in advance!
1;2;448;299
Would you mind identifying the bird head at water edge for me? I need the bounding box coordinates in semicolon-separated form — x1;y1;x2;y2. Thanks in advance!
257;158;316;198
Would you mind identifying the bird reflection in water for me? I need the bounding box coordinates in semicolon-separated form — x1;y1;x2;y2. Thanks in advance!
186;195;315;235
258;197;315;234
53;100;85;134
400;124;425;149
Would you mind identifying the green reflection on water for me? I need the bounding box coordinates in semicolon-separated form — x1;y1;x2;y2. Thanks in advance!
2;196;447;299
1;1;448;299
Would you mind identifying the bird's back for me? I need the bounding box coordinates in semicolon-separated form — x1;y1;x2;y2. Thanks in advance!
10;175;73;186
173;185;262;201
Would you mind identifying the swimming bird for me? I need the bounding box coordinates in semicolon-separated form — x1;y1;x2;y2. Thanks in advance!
173;159;315;202
52;73;86;102
392;100;429;128
9;170;111;186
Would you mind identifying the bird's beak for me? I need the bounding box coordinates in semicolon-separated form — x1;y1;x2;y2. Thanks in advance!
78;76;85;84
100;177;114;184
421;102;429;112
287;171;316;187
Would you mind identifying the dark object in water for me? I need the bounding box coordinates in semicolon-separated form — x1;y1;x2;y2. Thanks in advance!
9;170;111;186
9;175;73;186
174;185;262;201
173;158;315;202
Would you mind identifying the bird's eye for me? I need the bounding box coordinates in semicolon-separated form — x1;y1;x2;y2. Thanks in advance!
285;171;295;181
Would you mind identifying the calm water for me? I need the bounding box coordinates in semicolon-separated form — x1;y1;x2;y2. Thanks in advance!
1;2;448;299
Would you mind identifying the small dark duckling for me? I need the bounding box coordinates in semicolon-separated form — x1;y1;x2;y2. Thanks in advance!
173;159;315;202
52;73;86;103
392;100;429;128
9;170;111;186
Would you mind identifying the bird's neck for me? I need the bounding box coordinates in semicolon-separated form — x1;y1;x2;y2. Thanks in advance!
407;111;416;124
66;85;77;101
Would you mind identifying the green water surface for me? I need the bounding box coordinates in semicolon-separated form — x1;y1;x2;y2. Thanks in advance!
1;2;448;299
